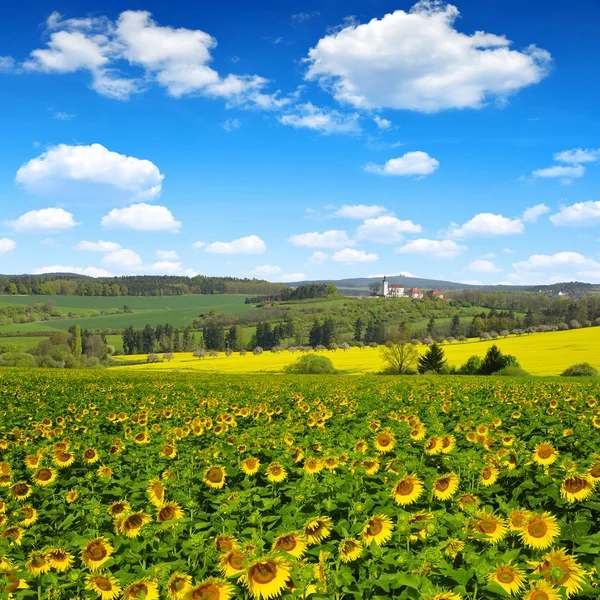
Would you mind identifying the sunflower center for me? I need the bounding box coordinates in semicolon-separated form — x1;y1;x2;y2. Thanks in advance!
170;578;187;592
14;484;29;496
3;574;19;593
278;536;297;552
191;584;219;600
477;519;497;534
396;479;414;495
250;561;277;585
246;460;257;469
564;477;586;493
530;592;549;600
366;519;383;536
442;437;452;448
426;438;438;450
151;483;164;499
38;469;52;481
342;541;357;553
87;542;108;560
511;514;527;528
164;446;174;455
56;451;71;462
496;568;515;583
160;506;175;521
537;446;552;459
126;514;143;528
436;478;450;491
84;450;96;459
129;583;148;598
216;538;234;553
111;503;126;515
378;435;391;446
31;554;46;568
306;522;324;536
271;467;282;476
528;518;548;538
21;507;34;519
590;463;600;478
541;558;570;585
207;468;224;483
306;460;317;469
95;577;113;592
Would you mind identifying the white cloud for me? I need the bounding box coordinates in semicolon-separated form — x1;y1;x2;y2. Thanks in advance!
522;203;550;223
5;207;79;233
205;235;266;254
21;10;287;108
305;2;550;112
448;213;524;238
396;238;466;258
102;249;143;269
466;259;502;273
192;241;206;249
0;238;16;254
101;203;181;232
144;261;197;276
156;249;179;260
76;240;121;252
332;248;379;264
288;230;354;248
222;118;241;132
334;204;388;219
279;102;360;134
356;215;421;243
280;273;307;282
461;279;482;285
553;148;600;164
513;252;600;272
292;11;320;23
531;165;585;180
503;248;514;254
16;143;164;201
373;116;391;129
308;251;328;265
365;151;439;176
549;201;600;227
0;56;16;71
251;264;282;277
53;111;76;120
32;265;111;277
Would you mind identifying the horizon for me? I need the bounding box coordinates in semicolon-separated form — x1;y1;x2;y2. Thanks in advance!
1;0;599;286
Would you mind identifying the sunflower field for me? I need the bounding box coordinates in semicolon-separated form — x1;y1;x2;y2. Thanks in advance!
0;370;599;600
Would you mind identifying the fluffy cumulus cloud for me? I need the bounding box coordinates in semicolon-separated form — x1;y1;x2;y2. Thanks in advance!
396;238;466;258
365;151;439;176
32;265;111;277
0;238;16;254
250;264;282;277
288;230;354;248
204;235;266;254
20;11;288;108
308;251;328;265
305;1;550;112
278;103;360;134
553;148;600;164
280;273;307;282
332;248;379;264
356;216;422;243
529;147;599;183
549;201;600;227
101;203;181;232
144;261;197;276
522;203;550;223
76;240;121;252
448;213;524;238
16;143;164;201
156;249;179;260
509;251;600;284
5;207;79;233
373;116;391;129
531;164;585;180
102;248;143;269
334;204;388;219
466;259;502;273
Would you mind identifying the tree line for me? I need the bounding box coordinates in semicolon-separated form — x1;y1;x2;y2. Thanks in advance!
245;283;338;304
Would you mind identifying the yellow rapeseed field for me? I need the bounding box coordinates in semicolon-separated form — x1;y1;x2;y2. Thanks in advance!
112;327;600;376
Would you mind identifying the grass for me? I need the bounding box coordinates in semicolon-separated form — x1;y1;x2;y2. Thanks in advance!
112;326;600;376
0;336;49;349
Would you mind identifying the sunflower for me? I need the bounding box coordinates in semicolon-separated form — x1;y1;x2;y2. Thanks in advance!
521;581;562;600
520;512;560;550
391;474;424;506
507;508;531;531
339;538;363;562
24;455;41;469
266;463;287;483
215;535;240;554
83;448;100;464
147;479;166;507
97;465;113;479
9;482;32;501
480;465;500;487
433;473;459;501
0;572;28;594
204;466;227;490
303;458;322;475
533;443;558;466
427;593;462;600
47;548;74;572
121;512;150;538
242;557;291;600
66;489;79;503
167;573;192;600
408;511;434;542
444;539;465;558
361;458;380;476
32;467;57;487
108;500;131;519
532;548;586;598
53;450;75;468
362;514;394;547
488;562;525;595
81;538;113;571
161;444;177;459
19;506;38;527
241;457;260;476
472;511;507;544
560;475;596;503
86;573;121;600
354;440;368;453
424;436;443;455
589;460;600;480
220;550;246;577
26;550;50;576
304;517;333;545
184;577;235;600
410;427;426;442
272;532;307;559
374;431;395;453
157;501;184;524
1;527;24;545
440;435;456;454
322;457;339;472
122;579;159;600
457;494;480;511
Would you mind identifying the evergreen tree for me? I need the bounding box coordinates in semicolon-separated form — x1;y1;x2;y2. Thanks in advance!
141;325;155;354
68;325;82;356
363;321;376;343
417;342;447;373
427;317;436;337
321;318;335;346
203;321;225;351
524;309;535;328
353;318;364;342
450;315;460;338
309;320;322;347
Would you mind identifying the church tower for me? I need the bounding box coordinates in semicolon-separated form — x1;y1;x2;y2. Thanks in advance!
381;275;388;297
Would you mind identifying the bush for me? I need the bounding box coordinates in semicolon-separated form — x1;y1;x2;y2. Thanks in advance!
561;363;598;377
479;345;520;375
458;355;482;375
284;354;338;375
496;366;530;377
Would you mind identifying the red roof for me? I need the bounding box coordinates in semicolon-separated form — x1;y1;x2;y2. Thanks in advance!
388;284;404;288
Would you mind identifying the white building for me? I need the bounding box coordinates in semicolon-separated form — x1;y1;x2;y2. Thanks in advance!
381;276;405;298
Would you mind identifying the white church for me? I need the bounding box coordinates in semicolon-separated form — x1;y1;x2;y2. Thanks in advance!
380;276;425;299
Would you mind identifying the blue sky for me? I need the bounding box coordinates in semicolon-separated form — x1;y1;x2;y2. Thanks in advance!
1;0;599;285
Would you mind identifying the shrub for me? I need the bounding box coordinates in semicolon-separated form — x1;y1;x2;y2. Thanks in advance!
284;354;338;375
496;366;530;377
561;363;598;377
458;355;482;375
479;345;520;375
